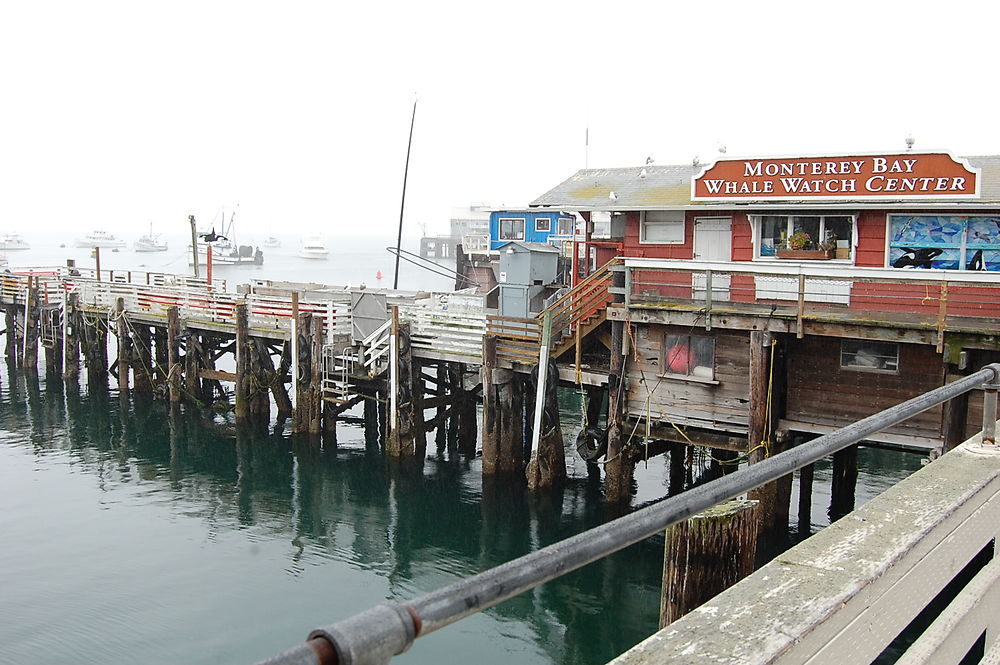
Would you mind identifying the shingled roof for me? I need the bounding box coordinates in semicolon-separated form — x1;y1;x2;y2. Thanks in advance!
529;155;1000;210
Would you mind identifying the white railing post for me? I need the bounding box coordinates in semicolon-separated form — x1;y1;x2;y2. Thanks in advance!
529;311;553;456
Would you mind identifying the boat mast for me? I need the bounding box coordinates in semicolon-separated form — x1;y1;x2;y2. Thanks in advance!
393;98;417;290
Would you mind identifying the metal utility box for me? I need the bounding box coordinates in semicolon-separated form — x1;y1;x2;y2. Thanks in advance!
350;290;388;343
497;242;560;318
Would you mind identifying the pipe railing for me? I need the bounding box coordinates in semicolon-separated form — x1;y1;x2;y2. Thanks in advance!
251;363;1000;665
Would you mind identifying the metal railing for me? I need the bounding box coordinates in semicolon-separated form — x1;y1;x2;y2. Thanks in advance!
251;363;1000;665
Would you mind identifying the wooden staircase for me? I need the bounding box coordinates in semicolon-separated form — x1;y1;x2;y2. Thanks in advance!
544;259;620;360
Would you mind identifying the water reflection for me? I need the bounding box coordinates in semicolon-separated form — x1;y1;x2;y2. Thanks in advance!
1;377;666;665
0;365;926;665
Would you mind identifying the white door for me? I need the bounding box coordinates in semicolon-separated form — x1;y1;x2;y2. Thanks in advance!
693;217;732;301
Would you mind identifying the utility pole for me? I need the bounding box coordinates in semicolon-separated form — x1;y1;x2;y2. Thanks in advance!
393;98;417;290
189;215;200;279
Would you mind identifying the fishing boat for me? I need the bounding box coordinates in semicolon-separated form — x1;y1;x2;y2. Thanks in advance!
75;230;126;249
0;233;30;250
134;224;168;252
188;208;264;266
298;236;329;260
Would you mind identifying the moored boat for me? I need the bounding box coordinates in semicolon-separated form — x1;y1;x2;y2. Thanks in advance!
75;230;126;249
134;224;168;252
298;236;329;259
0;233;30;250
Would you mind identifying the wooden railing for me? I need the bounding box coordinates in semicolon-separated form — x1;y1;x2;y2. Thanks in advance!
612;433;1000;665
623;258;1000;348
546;258;619;356
399;303;485;362
485;315;541;365
1;272;351;340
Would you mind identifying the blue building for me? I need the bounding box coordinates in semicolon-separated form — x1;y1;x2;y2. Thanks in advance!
488;209;576;250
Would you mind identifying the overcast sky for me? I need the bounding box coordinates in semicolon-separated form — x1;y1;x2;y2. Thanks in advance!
3;0;999;239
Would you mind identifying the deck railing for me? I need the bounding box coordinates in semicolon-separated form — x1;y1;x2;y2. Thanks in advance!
398;301;485;362
623;258;1000;347
250;365;1000;665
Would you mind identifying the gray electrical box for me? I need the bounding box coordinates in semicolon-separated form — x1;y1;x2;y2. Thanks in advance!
497;241;560;318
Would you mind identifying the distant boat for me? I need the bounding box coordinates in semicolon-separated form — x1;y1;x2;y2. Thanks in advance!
134;224;168;252
187;208;263;266
75;230;126;249
298;236;329;260
0;233;30;251
263;235;281;248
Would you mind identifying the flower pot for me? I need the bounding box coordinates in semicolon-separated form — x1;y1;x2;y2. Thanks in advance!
775;249;835;260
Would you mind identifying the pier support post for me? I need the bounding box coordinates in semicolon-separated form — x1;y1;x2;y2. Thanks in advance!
115;297;130;394
83;311;109;391
235;303;249;424
23;280;39;371
798;462;814;534
605;319;633;505
943;359;972;452
167;307;181;404
527;359;566;490
249;339;273;428
63;292;80;384
481;335;525;475
387;316;425;457
293;313;322;435
153;325;168;387
132;324;153;393
272;342;293;416
452;363;477;455
311;318;323;435
829;444;859;522
747;330;790;550
184;331;202;404
45;308;64;378
4;304;17;361
659;499;760;628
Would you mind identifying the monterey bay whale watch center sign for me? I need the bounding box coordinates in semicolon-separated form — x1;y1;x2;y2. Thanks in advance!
691;152;980;201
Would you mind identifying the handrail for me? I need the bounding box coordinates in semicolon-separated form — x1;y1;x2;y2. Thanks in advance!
251;364;1000;665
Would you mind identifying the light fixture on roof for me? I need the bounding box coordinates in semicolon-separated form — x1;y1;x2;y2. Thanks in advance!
608;191;618;201
718;144;727;155
905;135;915;151
692;156;701;167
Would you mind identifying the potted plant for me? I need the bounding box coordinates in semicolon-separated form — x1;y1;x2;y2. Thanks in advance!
775;230;835;259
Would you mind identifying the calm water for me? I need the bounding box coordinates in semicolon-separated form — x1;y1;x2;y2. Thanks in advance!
0;234;926;665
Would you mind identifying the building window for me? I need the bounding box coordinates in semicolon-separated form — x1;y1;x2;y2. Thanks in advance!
755;214;855;258
888;215;1000;271
840;340;899;373
641;210;685;244
499;218;525;241
663;334;715;379
556;216;575;236
535;217;551;233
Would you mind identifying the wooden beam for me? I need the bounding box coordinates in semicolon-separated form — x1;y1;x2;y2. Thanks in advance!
198;368;237;382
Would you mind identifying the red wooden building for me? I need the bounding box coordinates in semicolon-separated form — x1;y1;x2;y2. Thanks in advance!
529;152;1000;459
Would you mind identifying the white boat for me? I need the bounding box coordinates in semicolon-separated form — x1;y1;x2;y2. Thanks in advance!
0;233;30;250
263;235;281;248
134;224;168;252
298;236;329;260
75;230;126;248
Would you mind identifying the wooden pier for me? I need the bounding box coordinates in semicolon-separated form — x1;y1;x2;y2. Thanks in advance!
3;257;1000;542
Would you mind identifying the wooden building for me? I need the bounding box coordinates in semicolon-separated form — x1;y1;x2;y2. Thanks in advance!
529;152;1000;457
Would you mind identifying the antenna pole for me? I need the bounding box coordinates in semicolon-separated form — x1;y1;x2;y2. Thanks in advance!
394;98;417;290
